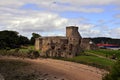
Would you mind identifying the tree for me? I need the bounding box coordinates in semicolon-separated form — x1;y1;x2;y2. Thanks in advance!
103;60;120;80
18;35;30;45
0;30;19;49
90;37;120;45
30;33;41;45
0;30;30;49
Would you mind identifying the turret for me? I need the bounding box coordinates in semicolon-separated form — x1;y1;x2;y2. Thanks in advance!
66;26;81;38
66;26;82;45
66;26;82;57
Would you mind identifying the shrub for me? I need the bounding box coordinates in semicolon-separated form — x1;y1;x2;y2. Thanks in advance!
14;48;20;53
103;60;120;80
5;47;11;51
27;50;40;59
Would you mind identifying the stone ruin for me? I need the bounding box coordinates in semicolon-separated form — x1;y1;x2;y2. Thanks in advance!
35;26;96;58
80;38;98;50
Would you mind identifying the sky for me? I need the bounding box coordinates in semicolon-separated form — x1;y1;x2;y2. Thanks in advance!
0;0;120;38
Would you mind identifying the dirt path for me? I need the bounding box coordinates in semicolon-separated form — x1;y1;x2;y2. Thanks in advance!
0;56;106;80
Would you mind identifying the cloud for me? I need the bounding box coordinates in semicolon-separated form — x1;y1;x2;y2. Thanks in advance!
0;0;120;13
5;12;68;32
115;14;120;18
0;0;120;38
111;28;120;37
0;6;98;37
59;0;120;6
10;0;119;7
0;0;111;13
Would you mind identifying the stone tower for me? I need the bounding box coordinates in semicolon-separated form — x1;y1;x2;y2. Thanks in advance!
66;26;82;56
66;26;82;45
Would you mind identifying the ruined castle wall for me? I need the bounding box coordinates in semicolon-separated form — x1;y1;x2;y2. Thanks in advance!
66;26;82;45
80;38;91;50
35;38;42;50
80;38;98;50
40;37;68;56
65;26;82;56
35;26;84;58
66;26;81;38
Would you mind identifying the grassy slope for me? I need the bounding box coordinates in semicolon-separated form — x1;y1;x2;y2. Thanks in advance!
62;49;120;70
60;55;114;70
86;49;120;59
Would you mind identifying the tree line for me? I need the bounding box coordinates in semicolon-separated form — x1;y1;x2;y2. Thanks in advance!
0;30;41;49
90;37;120;45
0;30;120;49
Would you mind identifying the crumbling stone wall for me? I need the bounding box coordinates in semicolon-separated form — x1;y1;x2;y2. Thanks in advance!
80;38;98;50
35;26;92;58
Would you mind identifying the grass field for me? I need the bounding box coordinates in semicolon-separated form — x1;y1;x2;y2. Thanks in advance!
86;49;120;59
14;45;35;52
57;54;114;70
61;49;120;70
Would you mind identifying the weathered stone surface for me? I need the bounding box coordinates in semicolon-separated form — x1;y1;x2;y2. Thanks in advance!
35;26;93;58
80;38;98;50
0;74;4;80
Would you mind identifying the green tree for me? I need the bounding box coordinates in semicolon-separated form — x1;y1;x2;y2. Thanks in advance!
18;35;30;45
0;30;30;49
103;60;120;80
30;33;41;45
0;30;19;49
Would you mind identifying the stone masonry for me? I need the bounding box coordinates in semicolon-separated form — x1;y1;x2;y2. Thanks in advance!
35;26;94;58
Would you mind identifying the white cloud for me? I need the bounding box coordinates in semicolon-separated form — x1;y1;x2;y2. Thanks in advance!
111;28;120;37
79;24;95;31
115;14;120;18
0;0;120;13
0;0;120;38
0;6;98;37
0;0;118;13
1;0;119;7
5;12;68;32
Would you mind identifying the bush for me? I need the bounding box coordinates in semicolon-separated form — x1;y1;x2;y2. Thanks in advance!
0;48;40;59
27;50;40;59
14;48;20;53
5;47;11;51
103;60;120;80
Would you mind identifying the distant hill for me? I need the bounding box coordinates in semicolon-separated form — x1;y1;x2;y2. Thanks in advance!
86;37;120;45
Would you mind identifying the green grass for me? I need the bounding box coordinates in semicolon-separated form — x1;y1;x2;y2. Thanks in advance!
8;45;35;53
86;49;120;59
56;55;114;71
19;45;41;53
18;45;35;52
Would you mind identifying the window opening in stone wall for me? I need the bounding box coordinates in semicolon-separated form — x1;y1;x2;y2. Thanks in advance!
69;44;73;50
51;46;55;49
58;48;60;50
69;52;71;55
63;47;66;50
